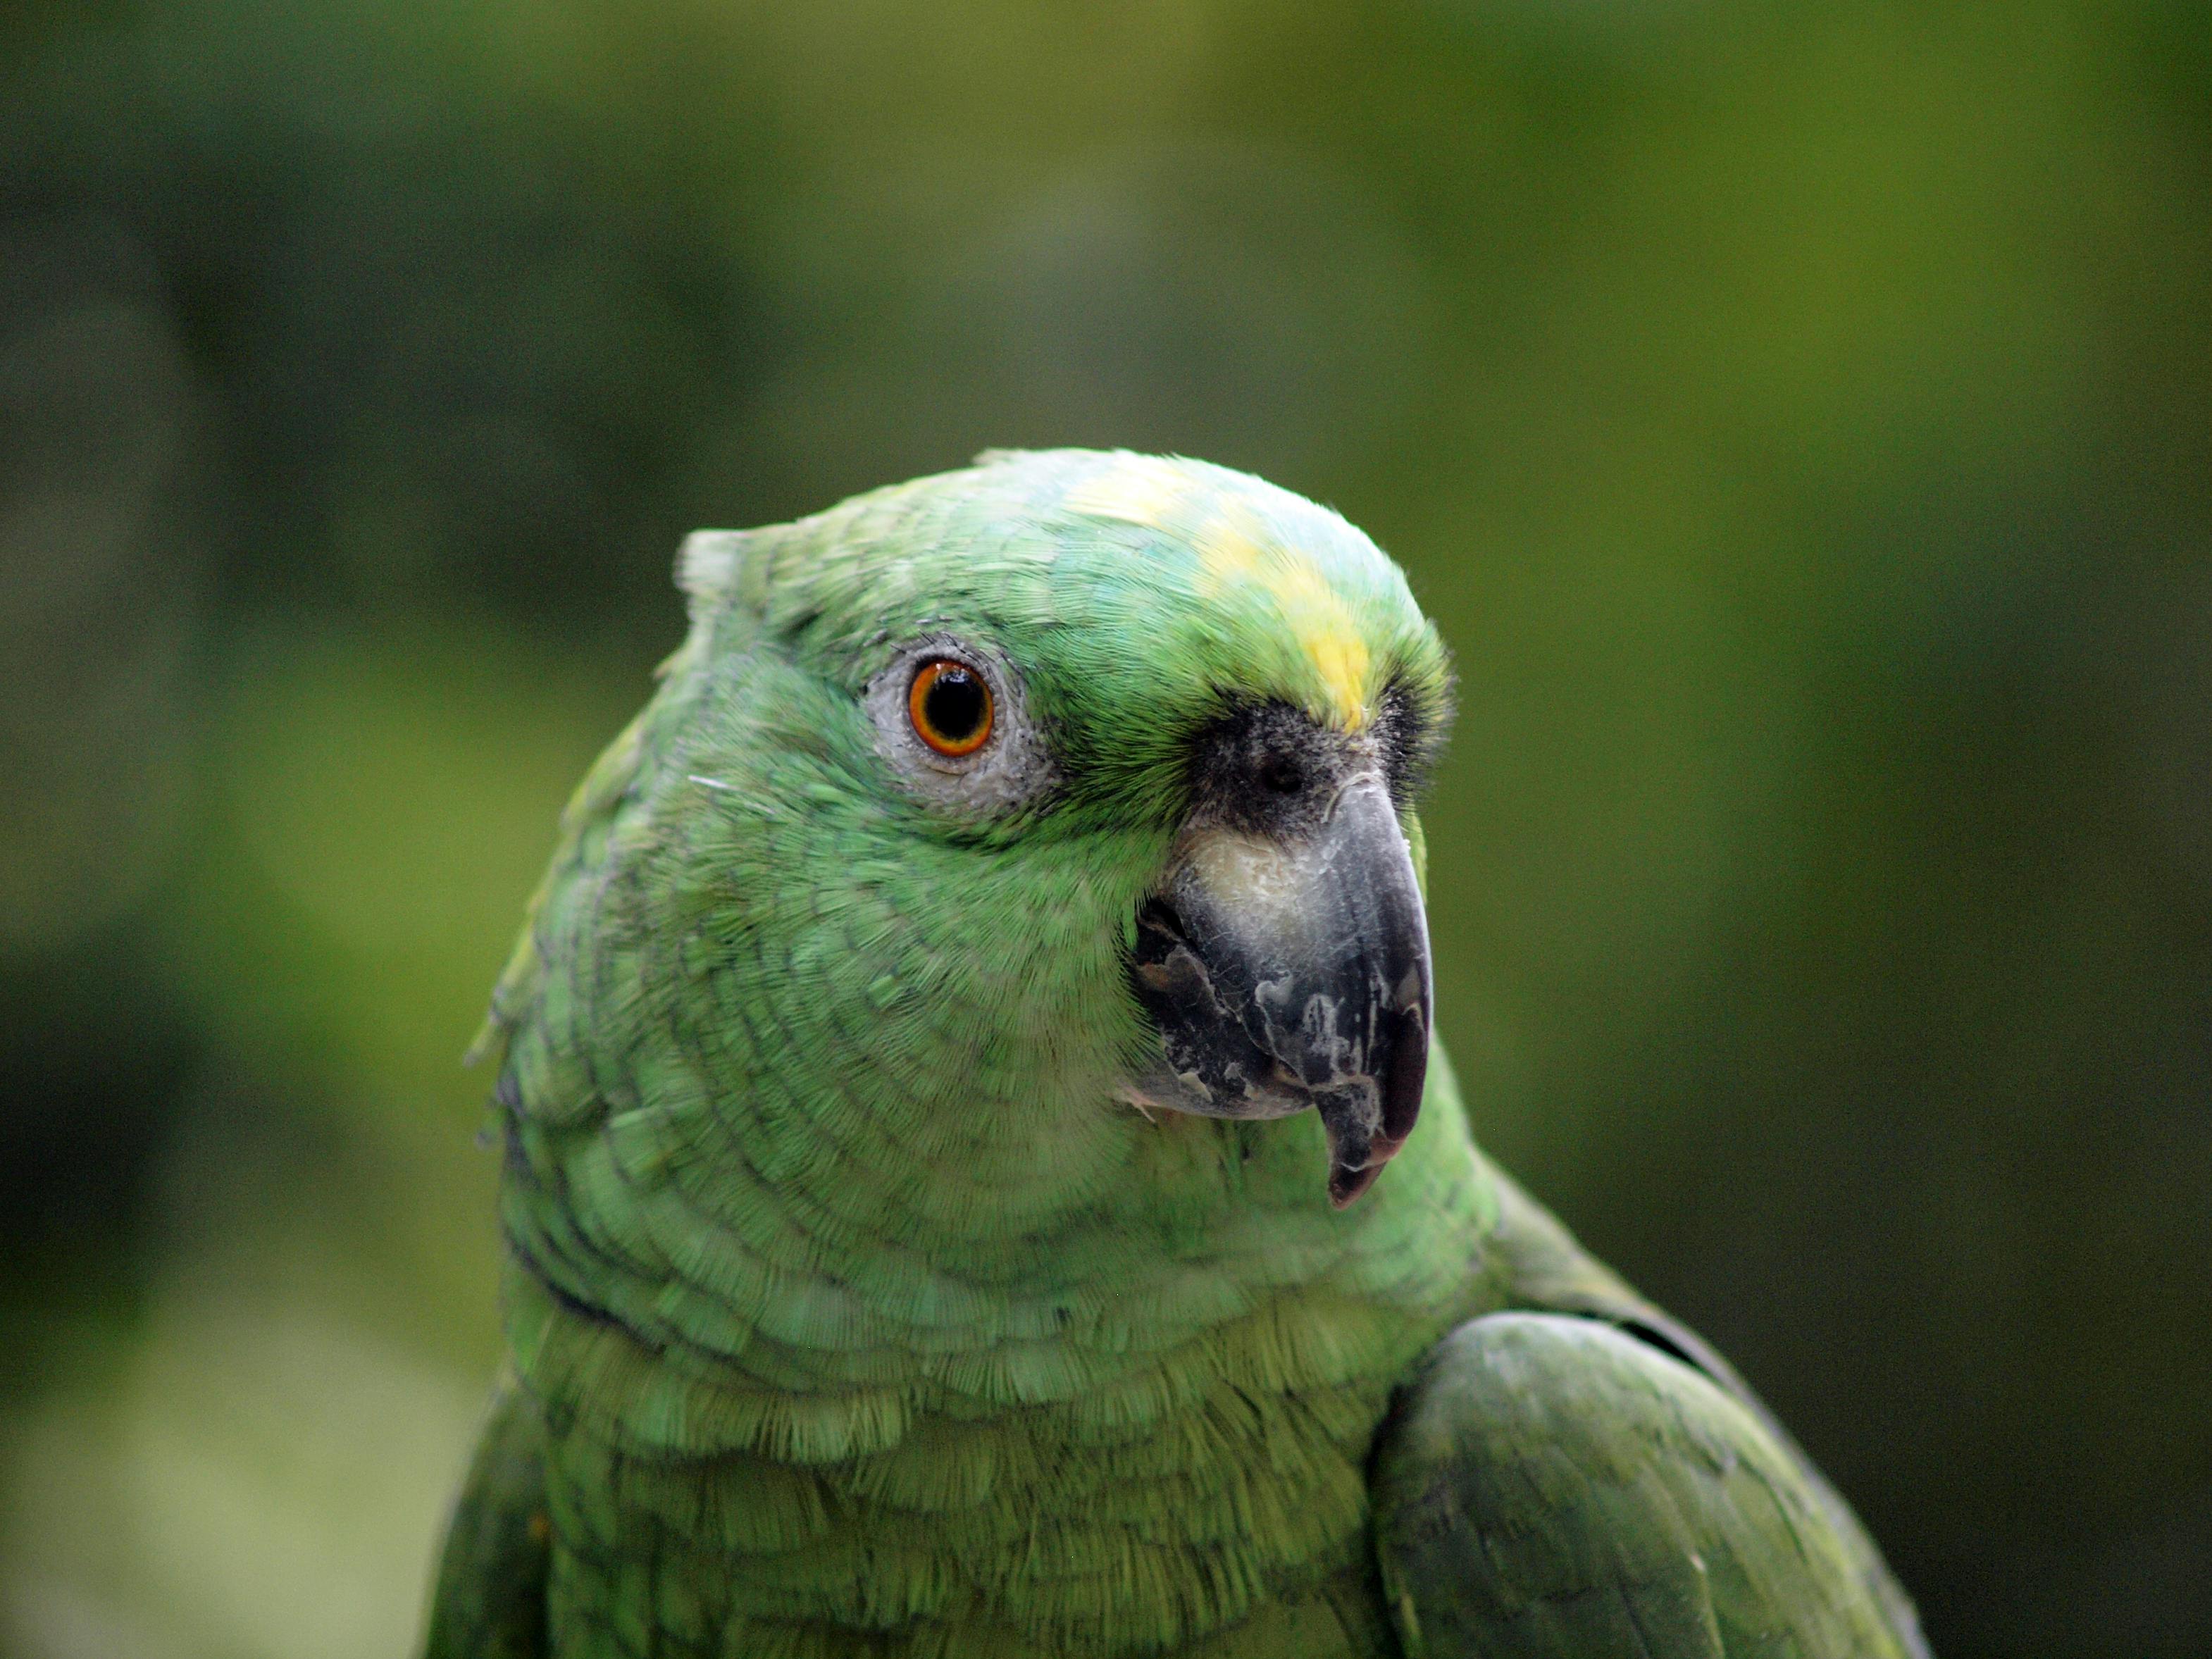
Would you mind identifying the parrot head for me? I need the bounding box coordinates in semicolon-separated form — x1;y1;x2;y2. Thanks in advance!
666;449;1452;1208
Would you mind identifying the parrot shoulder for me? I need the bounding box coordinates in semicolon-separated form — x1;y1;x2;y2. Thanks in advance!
1369;1165;1931;1658
420;1371;552;1659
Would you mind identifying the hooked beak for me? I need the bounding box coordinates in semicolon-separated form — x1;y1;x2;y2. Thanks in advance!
1129;772;1433;1206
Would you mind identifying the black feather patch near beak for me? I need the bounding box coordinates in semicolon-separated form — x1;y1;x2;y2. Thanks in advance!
1130;771;1433;1206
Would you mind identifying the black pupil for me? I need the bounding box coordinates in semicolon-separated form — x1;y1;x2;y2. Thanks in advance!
924;668;986;740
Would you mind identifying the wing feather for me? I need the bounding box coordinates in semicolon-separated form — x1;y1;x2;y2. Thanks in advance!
1373;1162;1930;1658
420;1373;552;1659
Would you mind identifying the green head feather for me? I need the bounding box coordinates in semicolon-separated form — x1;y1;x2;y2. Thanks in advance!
678;447;1450;821
496;449;1453;1219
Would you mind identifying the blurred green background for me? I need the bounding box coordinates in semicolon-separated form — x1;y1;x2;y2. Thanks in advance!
2;1;2207;1655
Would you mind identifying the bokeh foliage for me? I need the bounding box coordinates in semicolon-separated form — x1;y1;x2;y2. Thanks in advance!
2;2;2207;1655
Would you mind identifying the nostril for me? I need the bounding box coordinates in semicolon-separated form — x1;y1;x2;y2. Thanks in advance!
1260;757;1304;795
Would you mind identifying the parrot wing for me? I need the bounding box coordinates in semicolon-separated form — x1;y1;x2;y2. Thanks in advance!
1372;1166;1930;1659
420;1372;552;1659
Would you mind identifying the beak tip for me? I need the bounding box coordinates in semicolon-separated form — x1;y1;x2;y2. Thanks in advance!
1317;997;1431;1210
1326;1131;1408;1208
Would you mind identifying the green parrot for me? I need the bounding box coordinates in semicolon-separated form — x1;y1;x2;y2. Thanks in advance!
421;449;1929;1659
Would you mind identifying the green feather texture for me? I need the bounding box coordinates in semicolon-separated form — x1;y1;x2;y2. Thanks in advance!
424;450;1927;1659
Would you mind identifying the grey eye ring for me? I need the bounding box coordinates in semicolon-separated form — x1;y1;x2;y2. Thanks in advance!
865;636;1057;813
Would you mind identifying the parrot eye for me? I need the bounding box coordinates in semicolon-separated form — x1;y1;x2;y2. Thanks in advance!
907;659;995;756
866;635;1054;815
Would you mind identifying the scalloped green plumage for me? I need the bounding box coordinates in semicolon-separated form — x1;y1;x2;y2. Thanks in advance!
421;451;1926;1659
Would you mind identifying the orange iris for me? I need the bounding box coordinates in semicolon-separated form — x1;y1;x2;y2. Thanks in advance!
907;659;994;757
